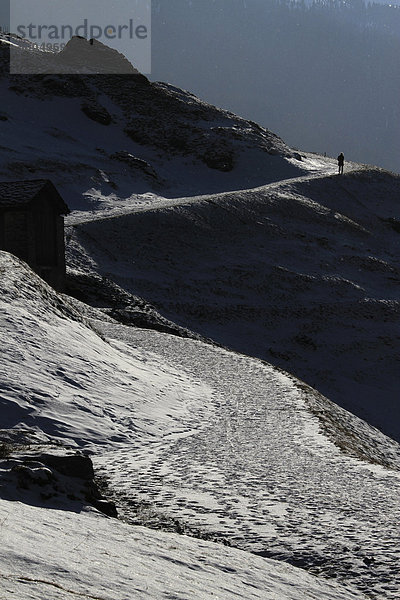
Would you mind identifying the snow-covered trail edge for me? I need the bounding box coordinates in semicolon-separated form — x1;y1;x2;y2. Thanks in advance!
65;153;345;226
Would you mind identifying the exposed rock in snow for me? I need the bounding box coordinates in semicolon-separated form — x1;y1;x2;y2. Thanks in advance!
65;270;209;341
110;151;159;179
81;99;113;125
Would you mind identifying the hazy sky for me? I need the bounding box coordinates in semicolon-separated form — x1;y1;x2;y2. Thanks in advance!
2;0;399;171
149;0;400;173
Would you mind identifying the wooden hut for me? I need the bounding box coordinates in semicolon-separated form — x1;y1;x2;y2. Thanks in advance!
0;179;70;290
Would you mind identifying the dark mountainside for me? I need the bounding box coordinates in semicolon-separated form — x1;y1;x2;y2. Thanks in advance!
0;34;299;200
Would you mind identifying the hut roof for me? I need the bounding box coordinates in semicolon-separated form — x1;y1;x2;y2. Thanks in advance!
0;179;70;213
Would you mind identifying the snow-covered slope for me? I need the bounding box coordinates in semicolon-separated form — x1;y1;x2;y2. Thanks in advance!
0;34;305;206
1;251;400;599
67;162;400;444
0;501;364;600
0;251;213;449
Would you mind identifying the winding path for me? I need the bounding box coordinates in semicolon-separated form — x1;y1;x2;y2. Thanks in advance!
94;326;400;599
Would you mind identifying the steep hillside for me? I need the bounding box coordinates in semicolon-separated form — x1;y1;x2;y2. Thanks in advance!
67;165;400;443
0;33;303;206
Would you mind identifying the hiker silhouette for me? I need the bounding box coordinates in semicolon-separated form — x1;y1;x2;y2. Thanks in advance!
337;153;344;174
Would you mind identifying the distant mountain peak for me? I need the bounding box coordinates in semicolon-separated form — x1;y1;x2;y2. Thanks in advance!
0;32;140;74
57;36;139;74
